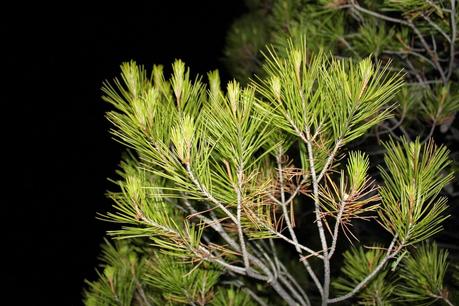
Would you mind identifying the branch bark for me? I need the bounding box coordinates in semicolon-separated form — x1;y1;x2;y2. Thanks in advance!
328;198;346;259
182;197;302;305
236;165;251;270
276;152;324;298
304;129;331;306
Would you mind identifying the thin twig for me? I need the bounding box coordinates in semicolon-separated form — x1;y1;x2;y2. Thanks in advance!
430;293;455;306
422;14;451;43
236;165;250;270
278;274;309;306
423;119;437;143
283;174;309;207
348;0;447;82
317;139;342;183
328;235;400;304
278;263;311;306
252;240;308;306
276;152;325;298
183;199;271;280
269;238;281;273
282;138;341;209
224;277;269;306
185;163;237;224
305;129;330;306
349;1;411;26
138;210;253;279
442;296;455;306
270;229;324;259
432;33;438;53
251;241;279;282
245;288;269;306
408;20;447;83
404;55;427;85
384;49;436;69
377;115;406;138
183;198;300;305
254;241;310;306
338;37;360;57
328;198;346;259
447;0;456;80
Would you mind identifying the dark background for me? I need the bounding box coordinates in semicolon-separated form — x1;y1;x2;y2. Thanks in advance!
7;2;245;305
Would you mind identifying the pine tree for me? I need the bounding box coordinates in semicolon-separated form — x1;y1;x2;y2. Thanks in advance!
84;2;459;305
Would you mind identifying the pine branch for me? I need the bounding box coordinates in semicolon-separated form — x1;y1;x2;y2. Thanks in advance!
236;165;250;272
328;235;400;304
278;262;311;306
90;29;456;305
276;151;324;299
259;216;324;258
327;197;346;260
182;192;303;305
316;139;343;183
250;242;310;306
185;163;237;224
347;0;447;82
304;128;330;306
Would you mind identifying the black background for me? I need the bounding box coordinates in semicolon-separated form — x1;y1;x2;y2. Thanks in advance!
7;2;245;305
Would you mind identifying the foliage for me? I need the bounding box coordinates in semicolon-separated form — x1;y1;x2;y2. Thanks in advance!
84;239;151;306
378;137;453;245
84;239;254;306
144;254;221;305
224;0;459;143
332;242;456;305
333;245;397;305
84;7;458;304
397;242;451;304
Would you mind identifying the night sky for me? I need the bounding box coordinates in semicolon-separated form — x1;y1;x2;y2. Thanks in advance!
8;2;245;304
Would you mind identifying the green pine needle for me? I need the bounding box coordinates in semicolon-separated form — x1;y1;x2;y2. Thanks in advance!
378;137;453;245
